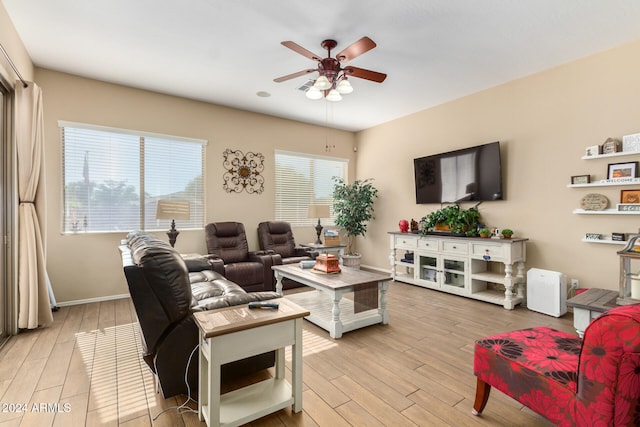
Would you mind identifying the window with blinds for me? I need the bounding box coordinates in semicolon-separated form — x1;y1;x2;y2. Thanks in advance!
274;150;348;226
60;121;206;233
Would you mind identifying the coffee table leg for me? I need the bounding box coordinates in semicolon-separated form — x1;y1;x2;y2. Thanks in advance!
274;271;284;296
379;281;389;324
330;291;343;339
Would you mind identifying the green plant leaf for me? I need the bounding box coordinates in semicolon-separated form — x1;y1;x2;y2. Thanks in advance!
332;177;379;255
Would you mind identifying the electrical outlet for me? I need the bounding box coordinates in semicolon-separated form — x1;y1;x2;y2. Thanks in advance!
571;279;579;289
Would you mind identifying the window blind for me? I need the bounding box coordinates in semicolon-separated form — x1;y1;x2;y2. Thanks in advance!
60;122;205;233
274;150;348;226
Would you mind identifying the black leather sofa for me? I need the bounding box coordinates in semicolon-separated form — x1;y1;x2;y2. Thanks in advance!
119;231;280;398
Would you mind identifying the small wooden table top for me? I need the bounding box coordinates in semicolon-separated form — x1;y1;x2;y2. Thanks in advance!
193;298;309;339
272;264;392;291
566;288;618;313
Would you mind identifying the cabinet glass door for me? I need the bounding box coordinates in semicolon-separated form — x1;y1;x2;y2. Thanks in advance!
418;255;438;283
442;258;466;290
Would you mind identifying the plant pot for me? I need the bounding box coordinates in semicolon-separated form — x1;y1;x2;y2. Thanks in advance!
341;253;362;269
480;234;491;239
434;223;450;232
502;235;512;239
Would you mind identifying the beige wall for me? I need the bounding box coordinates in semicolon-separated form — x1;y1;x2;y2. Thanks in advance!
35;69;356;303
0;4;33;83
5;0;639;301
356;39;640;292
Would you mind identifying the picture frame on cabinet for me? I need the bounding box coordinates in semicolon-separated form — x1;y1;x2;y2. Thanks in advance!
620;189;640;204
571;175;591;185
608;161;638;179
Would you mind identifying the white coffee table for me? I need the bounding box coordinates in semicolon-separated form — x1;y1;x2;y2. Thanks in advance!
272;264;392;339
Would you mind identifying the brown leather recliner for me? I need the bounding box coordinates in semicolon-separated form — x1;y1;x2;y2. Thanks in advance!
257;221;319;290
205;222;281;292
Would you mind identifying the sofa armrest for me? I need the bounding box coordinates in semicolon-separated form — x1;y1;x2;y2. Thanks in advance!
294;247;319;259
182;253;225;274
252;249;276;256
248;251;282;291
182;254;212;272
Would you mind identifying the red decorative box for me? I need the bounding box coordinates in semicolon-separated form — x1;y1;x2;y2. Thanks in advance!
312;254;341;274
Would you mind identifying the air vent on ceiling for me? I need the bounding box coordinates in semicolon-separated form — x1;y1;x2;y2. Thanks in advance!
297;80;315;92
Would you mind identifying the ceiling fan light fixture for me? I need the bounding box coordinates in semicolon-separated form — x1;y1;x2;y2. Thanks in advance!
305;86;323;100
336;79;353;94
313;75;332;90
326;89;342;102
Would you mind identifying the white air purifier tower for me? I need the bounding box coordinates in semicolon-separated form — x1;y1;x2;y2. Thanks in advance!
527;268;567;317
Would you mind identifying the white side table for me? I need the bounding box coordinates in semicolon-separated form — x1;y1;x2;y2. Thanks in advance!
300;243;346;262
193;298;309;427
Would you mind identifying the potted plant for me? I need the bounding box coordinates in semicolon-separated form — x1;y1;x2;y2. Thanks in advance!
420;204;481;237
479;228;492;238
332;177;379;268
501;229;514;239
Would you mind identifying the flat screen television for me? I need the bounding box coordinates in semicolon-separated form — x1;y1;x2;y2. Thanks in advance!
414;141;503;204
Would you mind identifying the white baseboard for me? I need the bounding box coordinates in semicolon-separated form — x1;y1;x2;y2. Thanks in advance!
55;293;130;307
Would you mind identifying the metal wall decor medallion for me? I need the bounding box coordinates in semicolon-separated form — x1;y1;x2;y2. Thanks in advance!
222;148;264;194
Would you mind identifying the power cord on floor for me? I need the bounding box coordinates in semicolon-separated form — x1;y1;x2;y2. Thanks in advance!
152;344;199;420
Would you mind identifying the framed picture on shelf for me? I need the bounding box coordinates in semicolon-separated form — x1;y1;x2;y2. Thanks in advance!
620;189;640;204
602;138;622;154
585;145;601;156
571;175;590;184
608;161;638;179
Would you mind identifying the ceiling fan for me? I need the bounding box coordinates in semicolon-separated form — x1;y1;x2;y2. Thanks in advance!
274;37;387;101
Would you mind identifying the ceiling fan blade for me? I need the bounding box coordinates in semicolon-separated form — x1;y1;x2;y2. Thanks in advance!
343;66;387;83
281;41;322;61
335;37;377;62
273;69;317;83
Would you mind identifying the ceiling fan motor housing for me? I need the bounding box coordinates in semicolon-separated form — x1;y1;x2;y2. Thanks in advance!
319;58;341;79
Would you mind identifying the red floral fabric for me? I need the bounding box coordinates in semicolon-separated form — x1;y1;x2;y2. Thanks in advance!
474;304;640;426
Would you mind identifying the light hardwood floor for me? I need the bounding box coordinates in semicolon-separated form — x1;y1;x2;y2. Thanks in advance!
0;281;574;426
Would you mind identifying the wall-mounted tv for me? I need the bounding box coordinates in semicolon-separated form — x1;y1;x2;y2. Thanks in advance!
414;141;503;204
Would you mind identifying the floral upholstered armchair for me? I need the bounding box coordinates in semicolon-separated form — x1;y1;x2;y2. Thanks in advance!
473;303;640;426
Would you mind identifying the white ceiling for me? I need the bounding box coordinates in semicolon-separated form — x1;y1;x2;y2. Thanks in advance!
4;0;640;131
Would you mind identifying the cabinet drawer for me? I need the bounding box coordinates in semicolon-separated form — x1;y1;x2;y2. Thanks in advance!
417;238;438;251
471;243;504;260
394;235;416;249
442;241;468;254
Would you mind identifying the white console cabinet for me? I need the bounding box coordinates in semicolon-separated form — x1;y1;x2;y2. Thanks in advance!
389;232;528;309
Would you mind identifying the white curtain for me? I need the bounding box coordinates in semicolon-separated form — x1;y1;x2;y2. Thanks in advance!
16;82;53;329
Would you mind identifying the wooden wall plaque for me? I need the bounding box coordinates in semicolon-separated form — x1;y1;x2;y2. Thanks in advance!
581;193;609;210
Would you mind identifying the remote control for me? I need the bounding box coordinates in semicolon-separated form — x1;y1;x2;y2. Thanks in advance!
248;301;279;309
